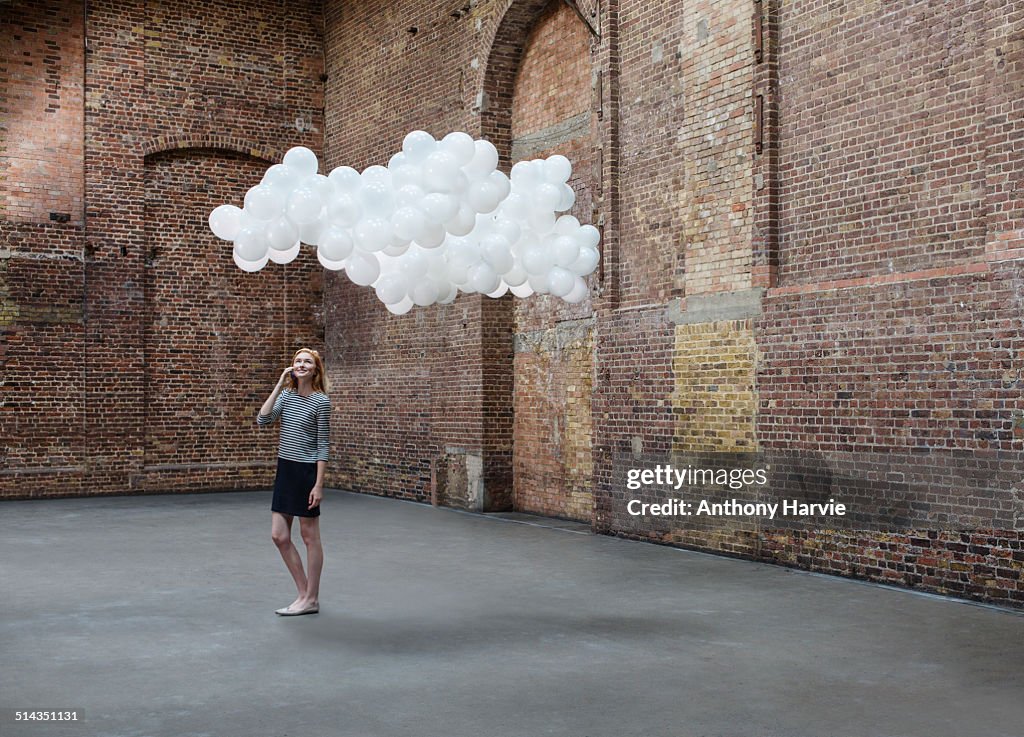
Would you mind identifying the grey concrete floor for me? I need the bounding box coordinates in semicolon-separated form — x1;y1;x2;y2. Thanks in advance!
2;490;1023;737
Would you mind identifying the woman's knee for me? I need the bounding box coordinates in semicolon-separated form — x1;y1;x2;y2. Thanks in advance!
299;522;321;546
271;529;292;547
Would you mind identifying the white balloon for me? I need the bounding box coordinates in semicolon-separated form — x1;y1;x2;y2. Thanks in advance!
263;164;301;192
318;226;354;261
447;237;480;268
316;249;347;271
481;234;513;273
528;209;556;234
375;273;410;305
488;170;511;201
395;183;426;207
437;281;458;304
266;217;299;250
346;251;381;286
328;166;361;193
498;192;529;221
411;279;440;306
360;180;395;218
209;205;243;241
508;282;534;298
416;221;447;249
544;154;572;184
440;132;476;166
486;282;509;298
570;245;600;276
309;173;336;202
233;248;269;272
283;146;319;177
467;180;501;214
398;250;427;282
556;183;576;212
547;266;575;297
554;215;581;235
503;263;528;287
386;296;415;315
382;242;411;257
286;186;323;225
446;260;470;285
552;235;580;267
327;193;362;227
354;217;392;252
563;276;589;304
387;151;408;170
445;204;477;237
492;217;521;245
268;241;301;265
533;182;562;210
527;272;550;294
421;151;460;192
235;225;268;261
244;184;285;221
522;243;553;275
575;224;601;249
466;139;499;178
469;263;500;294
402;130;436;163
391;165;423;190
510;160;540;188
299;217;326;246
392;206;427;241
421;193;458;224
361;165;391;185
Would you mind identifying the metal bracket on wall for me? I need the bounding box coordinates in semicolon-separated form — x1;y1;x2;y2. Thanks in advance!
754;94;764;154
560;0;600;40
753;0;764;63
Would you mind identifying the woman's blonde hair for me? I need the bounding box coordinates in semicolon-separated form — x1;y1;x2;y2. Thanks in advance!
290;347;330;393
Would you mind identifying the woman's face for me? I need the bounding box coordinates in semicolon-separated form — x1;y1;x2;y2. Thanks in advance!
292;352;317;381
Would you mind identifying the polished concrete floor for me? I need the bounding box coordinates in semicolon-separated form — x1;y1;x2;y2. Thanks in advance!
2;490;1023;737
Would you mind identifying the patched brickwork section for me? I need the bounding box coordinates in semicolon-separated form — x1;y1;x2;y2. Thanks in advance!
673;320;757;452
0;0;85;223
593;307;677;534
619;0;753;305
776;0;995;284
514;321;594;521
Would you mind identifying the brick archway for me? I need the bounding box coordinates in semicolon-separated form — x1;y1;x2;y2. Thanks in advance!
142;134;281;165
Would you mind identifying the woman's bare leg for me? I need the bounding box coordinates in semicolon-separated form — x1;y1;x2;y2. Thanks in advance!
298;516;323;608
271;512;307;606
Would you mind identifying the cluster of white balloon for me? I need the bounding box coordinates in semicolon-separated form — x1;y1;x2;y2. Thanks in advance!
208;131;600;314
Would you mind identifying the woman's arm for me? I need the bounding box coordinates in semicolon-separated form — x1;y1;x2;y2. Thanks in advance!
258;367;293;423
309;460;326;510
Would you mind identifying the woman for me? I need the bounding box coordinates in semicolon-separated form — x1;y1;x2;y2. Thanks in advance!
257;348;331;616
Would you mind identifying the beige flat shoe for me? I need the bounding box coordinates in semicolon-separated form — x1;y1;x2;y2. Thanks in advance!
275;604;319;616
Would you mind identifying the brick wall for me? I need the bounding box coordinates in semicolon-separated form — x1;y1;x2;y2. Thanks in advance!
510;1;597;520
4;0;1022;607
1;0;324;497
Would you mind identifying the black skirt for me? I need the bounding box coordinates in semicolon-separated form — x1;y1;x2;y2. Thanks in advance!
271;458;321;518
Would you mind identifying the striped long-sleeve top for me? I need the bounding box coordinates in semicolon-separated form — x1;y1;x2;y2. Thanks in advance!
257;389;331;463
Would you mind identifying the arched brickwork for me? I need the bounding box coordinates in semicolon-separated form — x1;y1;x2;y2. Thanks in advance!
142;135;282;166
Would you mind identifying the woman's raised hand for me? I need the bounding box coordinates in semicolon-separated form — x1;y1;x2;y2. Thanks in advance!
277;366;294;388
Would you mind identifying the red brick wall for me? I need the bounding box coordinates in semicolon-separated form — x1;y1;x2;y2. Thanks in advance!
1;0;324;497
0;0;85;224
510;1;597;521
4;0;1023;608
